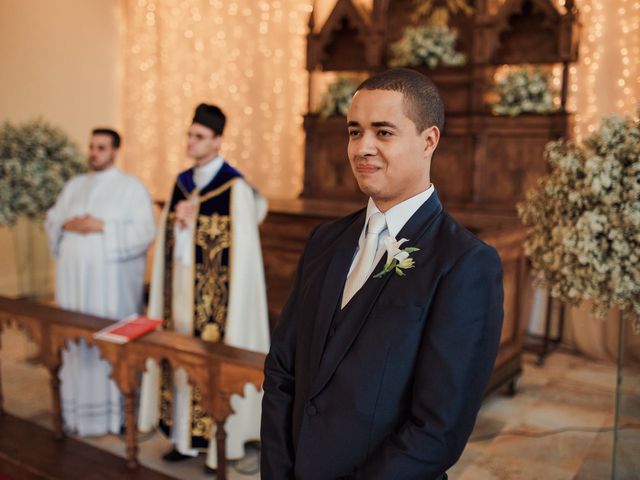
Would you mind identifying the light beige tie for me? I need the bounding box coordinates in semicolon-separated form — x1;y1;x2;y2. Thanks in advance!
342;212;387;308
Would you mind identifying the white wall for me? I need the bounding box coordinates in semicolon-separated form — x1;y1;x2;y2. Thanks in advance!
0;0;121;144
0;0;121;296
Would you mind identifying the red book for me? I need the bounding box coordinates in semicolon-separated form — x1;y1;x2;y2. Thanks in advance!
93;315;163;344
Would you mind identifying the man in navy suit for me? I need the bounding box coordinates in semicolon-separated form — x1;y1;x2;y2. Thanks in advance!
261;68;504;479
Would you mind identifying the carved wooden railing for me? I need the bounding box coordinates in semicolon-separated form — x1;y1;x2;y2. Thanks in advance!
0;296;265;480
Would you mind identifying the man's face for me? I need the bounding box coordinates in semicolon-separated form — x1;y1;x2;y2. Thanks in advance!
347;89;439;212
88;134;117;171
186;123;222;165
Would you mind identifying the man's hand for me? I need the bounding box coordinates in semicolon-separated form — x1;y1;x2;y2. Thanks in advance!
175;200;197;229
62;215;104;234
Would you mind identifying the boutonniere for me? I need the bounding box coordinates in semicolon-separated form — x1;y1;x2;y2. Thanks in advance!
373;237;420;278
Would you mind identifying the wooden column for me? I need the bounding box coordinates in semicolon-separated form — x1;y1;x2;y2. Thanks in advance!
49;363;64;440
123;389;139;469
215;419;228;480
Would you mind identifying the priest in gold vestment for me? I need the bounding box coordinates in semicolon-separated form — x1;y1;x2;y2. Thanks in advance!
138;104;270;472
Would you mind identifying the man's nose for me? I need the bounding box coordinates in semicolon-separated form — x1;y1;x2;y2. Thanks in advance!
356;131;377;156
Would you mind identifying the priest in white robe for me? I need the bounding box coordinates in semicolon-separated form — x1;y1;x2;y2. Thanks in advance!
138;104;270;473
45;128;156;436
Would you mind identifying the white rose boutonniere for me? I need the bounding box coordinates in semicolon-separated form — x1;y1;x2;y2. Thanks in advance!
374;237;420;278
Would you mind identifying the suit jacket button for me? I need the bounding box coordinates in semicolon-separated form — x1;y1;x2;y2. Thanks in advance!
306;402;317;416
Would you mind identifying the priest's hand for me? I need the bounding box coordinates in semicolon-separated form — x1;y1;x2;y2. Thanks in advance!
63;215;105;234
175;200;197;229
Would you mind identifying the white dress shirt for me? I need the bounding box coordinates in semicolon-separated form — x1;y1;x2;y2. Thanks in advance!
347;184;435;278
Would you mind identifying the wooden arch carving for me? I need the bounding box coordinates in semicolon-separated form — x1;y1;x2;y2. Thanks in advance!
307;0;378;70
0;313;43;353
488;0;580;64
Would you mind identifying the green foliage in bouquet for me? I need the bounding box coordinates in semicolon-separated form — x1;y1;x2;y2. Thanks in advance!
492;66;556;116
518;113;640;331
318;77;360;118
0;119;86;226
388;24;466;69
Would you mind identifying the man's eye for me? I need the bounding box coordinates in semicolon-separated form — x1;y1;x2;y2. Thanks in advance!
378;130;392;137
348;130;361;137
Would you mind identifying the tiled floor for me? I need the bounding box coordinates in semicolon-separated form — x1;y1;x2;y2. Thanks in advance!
2;326;638;479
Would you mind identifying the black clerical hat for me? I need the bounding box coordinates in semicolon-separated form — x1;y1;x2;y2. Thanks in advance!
192;103;226;135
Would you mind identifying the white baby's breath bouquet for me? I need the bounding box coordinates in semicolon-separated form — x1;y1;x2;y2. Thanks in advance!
318;77;360;119
492;66;555;116
0;119;85;226
518;113;640;331
388;24;466;69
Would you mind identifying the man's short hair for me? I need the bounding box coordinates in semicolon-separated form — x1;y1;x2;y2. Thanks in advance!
193;103;226;136
92;128;121;148
355;68;445;133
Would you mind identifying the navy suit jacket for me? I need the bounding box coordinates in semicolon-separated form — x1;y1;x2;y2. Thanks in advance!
261;193;504;479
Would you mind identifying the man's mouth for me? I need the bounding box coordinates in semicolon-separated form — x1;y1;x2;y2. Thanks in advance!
356;163;380;174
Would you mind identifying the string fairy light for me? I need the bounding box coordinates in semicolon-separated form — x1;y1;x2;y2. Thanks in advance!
570;0;604;141
616;0;640;114
120;0;640;199
571;0;639;140
120;0;312;200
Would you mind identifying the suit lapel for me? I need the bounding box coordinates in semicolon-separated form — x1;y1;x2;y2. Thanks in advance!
394;191;444;251
308;212;365;378
310;192;444;398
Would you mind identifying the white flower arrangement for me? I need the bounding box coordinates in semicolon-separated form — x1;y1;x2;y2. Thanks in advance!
517;113;640;331
0;119;85;226
492;66;556;116
318;77;360;119
374;237;420;278
388;24;467;69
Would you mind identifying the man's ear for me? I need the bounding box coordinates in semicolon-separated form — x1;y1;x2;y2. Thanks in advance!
422;126;440;156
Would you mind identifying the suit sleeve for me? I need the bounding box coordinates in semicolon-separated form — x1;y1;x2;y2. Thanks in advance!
261;226;319;479
355;244;504;480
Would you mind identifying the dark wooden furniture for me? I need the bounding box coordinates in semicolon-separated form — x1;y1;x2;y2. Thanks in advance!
260;198;528;395
303;0;580;214
302;111;574;212
0;297;265;480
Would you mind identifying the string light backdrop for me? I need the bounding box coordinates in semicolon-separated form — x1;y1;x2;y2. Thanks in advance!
120;0;639;200
120;0;313;200
575;0;640;138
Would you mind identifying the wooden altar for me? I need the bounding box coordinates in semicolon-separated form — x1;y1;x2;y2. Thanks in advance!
0;296;265;480
302;0;580;213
